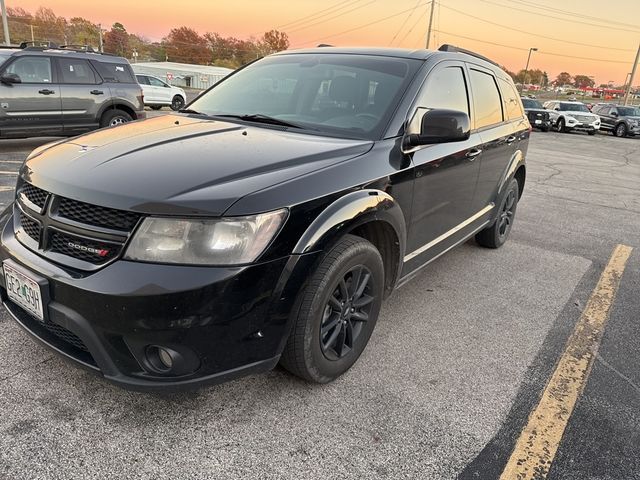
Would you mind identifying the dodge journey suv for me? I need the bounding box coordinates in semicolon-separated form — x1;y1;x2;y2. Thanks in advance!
0;44;145;138
0;45;529;390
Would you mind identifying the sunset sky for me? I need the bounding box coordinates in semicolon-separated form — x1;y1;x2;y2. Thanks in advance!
13;0;640;84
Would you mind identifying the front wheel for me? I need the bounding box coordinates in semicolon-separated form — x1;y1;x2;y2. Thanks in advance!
587;130;597;136
476;178;519;249
150;105;163;111
615;123;627;137
280;234;384;383
171;95;185;111
555;118;566;133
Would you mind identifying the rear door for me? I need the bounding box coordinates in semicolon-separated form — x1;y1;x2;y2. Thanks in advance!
467;66;517;212
403;62;482;270
0;55;63;137
56;57;108;135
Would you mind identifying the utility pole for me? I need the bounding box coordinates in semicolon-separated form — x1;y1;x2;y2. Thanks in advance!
98;24;103;52
426;0;436;49
623;43;640;106
30;24;34;43
0;0;10;46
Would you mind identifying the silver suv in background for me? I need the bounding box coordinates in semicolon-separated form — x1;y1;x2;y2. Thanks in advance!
591;104;640;138
135;74;187;111
0;44;145;138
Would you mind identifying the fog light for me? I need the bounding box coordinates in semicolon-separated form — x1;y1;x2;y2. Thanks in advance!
158;348;173;369
146;345;175;373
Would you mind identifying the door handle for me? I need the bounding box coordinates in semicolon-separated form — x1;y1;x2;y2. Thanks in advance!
465;148;483;160
38;89;55;95
90;90;104;95
506;135;517;144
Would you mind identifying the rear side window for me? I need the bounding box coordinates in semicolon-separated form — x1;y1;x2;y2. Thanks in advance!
499;78;524;120
58;58;97;84
409;66;469;133
92;61;136;83
136;75;149;85
470;69;503;128
5;56;52;83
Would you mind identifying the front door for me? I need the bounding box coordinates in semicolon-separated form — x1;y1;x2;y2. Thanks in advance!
403;63;481;273
0;56;63;138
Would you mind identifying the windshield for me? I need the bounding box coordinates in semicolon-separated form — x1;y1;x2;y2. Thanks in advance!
522;99;543;109
188;53;421;139
559;102;589;112
618;106;640;116
0;53;10;67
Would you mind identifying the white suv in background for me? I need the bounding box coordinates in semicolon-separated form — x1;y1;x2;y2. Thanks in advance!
543;100;600;135
135;74;187;111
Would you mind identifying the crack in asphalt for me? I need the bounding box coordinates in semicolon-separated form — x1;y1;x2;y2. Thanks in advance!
596;354;640;398
0;356;54;383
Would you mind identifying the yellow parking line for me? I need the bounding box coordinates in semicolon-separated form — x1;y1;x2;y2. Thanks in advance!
500;244;633;480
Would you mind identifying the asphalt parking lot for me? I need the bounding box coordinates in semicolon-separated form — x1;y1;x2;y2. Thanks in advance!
0;129;638;479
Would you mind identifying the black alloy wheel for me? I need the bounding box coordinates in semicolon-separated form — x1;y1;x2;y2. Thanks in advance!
320;265;374;360
497;189;516;239
171;96;185;111
475;178;520;249
615;123;627;137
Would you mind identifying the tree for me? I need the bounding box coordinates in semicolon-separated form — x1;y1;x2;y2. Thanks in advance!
555;72;572;86
573;75;595;89
164;27;210;64
514;68;545;85
259;30;289;55
34;7;67;44
67;17;100;47
7;7;33;43
104;22;130;57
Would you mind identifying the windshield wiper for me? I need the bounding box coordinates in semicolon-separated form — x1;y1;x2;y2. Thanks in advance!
178;108;205;115
214;113;307;130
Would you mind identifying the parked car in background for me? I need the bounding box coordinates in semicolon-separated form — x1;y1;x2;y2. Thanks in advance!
1;45;529;391
543;100;600;135
591;103;640;137
135;74;187;111
0;44;145;138
521;97;550;131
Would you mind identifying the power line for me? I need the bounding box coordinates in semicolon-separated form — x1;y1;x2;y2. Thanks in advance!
276;0;359;29
298;1;431;46
476;0;640;33
287;0;377;34
434;29;632;64
396;4;430;46
440;4;635;52
389;0;422;46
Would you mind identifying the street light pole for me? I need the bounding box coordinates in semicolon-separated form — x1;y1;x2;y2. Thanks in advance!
624;43;639;105
0;0;10;46
522;47;538;90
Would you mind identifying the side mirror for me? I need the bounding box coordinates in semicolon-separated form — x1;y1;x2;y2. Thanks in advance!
407;109;470;146
554;107;560;111
0;73;21;85
611;111;618;117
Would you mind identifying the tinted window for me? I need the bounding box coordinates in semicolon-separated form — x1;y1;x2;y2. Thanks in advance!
148;76;167;87
408;66;469;133
499;78;524;120
470;69;503;128
618;106;640;116
5;57;52;83
92;61;135;83
58;58;97;84
189;54;420;140
559;102;589;112
522;98;543;109
136;75;149;85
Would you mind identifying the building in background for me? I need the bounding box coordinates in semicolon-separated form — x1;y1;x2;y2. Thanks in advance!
131;62;233;89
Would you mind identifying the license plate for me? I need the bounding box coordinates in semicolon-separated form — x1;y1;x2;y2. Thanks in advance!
4;262;44;321
535;120;542;124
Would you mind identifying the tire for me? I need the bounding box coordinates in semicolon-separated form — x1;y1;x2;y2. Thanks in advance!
280;234;384;383
587;130;597;136
475;178;519;249
540;125;550;132
614;123;627;137
170;95;185;111
555;118;566;133
150;105;163;110
100;109;133;128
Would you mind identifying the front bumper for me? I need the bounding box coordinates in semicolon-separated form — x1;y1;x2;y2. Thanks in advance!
0;206;318;391
565;120;600;132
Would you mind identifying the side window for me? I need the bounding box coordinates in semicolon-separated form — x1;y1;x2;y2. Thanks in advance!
58;58;97;84
609;107;618;116
5;57;52;83
148;76;167;87
91;61;136;83
499;78;524;120
136;75;149;85
470;69;503;128
408;66;469;133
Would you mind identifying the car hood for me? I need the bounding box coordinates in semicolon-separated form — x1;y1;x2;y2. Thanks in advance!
22;115;374;216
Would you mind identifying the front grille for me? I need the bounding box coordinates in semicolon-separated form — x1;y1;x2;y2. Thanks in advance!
19;212;41;242
20;183;48;209
58;197;140;231
50;231;119;264
41;321;89;352
573;115;594;123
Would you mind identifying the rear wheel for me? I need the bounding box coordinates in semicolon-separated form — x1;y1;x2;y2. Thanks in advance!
280;234;384;383
150;105;163;111
476;178;519;249
100;109;132;128
615;123;627;137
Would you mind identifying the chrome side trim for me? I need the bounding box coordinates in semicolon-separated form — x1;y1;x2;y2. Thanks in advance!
403;204;494;263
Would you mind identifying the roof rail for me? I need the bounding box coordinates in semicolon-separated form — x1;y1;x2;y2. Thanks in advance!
19;41;59;49
438;44;500;68
317;44;334;48
59;44;97;53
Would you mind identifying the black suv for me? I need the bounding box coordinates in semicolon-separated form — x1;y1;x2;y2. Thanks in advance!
521;97;550;131
0;44;145;138
0;46;529;390
591;103;640;137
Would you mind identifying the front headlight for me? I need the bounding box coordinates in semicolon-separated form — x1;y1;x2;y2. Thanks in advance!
124;209;287;265
565;116;577;123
